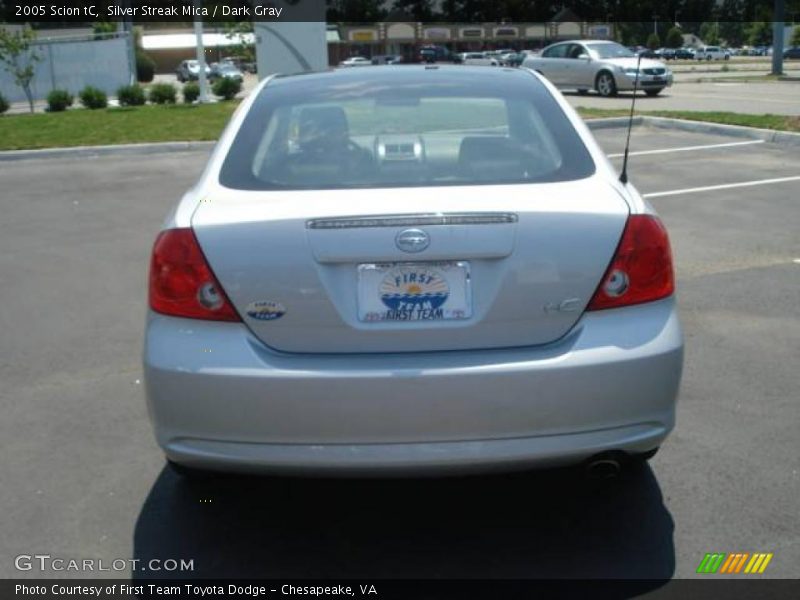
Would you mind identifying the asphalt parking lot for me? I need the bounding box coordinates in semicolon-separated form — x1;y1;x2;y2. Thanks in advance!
565;80;800;115
0;125;798;586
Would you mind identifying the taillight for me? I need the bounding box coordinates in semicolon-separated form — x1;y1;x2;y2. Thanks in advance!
149;228;240;321
587;215;674;311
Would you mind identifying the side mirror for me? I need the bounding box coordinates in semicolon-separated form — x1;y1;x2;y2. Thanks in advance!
578;53;591;61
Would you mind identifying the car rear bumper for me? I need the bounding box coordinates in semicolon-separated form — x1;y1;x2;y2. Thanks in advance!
144;298;683;475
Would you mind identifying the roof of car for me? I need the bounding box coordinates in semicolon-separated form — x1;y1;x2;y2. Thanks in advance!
558;39;617;45
263;66;543;98
273;65;530;83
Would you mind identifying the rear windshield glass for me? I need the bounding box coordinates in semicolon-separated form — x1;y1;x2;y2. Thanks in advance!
219;69;595;190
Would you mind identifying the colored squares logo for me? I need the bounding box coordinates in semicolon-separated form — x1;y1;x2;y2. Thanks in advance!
697;552;773;574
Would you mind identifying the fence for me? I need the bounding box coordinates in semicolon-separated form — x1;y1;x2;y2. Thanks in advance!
0;33;134;104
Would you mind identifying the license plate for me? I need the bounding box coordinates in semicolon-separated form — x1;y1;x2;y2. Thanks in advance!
652;76;663;82
357;262;472;322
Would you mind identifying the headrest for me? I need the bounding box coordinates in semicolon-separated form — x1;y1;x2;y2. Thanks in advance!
298;106;350;149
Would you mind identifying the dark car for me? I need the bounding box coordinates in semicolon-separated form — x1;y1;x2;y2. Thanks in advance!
784;47;800;60
419;45;456;64
500;52;526;67
210;62;244;82
371;54;403;65
629;46;658;59
657;48;676;60
674;47;695;60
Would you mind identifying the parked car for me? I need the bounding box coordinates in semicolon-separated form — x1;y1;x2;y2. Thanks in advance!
371;54;403;65
783;47;800;60
210;62;244;82
459;52;500;66
657;48;677;60
145;65;682;477
695;46;730;60
340;56;371;67
629;46;658;58
500;52;526;67
220;55;256;74
420;45;457;64
175;59;211;82
674;47;695;60
523;40;674;97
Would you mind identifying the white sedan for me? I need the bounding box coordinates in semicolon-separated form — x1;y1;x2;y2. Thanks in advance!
523;40;673;97
339;56;371;67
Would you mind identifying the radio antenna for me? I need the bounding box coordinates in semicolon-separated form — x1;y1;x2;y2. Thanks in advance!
619;52;643;184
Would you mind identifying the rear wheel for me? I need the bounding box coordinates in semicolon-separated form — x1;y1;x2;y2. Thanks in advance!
595;71;617;97
645;88;664;97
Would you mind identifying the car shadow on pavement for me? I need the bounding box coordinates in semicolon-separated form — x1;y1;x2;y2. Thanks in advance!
133;461;673;586
562;91;669;100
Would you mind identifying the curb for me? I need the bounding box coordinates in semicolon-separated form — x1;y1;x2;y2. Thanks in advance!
584;116;644;130
0;140;215;161
587;116;800;147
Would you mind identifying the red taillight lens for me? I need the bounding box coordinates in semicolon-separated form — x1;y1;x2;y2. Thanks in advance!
149;228;240;321
587;215;675;311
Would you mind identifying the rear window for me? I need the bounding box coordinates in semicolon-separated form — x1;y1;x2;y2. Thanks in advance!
219;69;595;190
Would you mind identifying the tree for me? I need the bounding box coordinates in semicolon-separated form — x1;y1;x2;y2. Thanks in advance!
792;25;800;47
666;27;684;49
700;22;720;45
717;0;747;47
327;0;386;22
391;0;433;21
746;21;772;46
223;21;255;63
646;32;661;50
0;26;41;113
92;22;117;40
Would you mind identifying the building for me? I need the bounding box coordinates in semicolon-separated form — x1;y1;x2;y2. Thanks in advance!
329;15;613;64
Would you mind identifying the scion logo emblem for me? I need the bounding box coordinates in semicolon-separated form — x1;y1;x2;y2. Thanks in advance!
395;229;430;253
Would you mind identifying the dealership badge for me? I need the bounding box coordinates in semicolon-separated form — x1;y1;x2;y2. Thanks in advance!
245;301;286;321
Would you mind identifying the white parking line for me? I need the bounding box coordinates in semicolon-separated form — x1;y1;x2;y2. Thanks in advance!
607;139;763;158
643;175;800;198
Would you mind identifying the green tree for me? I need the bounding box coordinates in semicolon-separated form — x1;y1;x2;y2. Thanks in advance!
92;22;117;40
223;21;255;63
666;27;684;49
327;0;386;21
746;21;772;46
700;22;720;45
391;0;433;21
717;0;746;47
0;26;41;113
646;32;661;50
792;26;800;47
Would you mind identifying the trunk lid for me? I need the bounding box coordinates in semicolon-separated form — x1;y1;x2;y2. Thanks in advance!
192;178;628;353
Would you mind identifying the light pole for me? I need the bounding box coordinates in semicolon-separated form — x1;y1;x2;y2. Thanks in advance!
193;0;209;103
772;0;785;75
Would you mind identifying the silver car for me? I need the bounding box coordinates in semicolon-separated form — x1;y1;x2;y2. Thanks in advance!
144;66;683;477
523;40;674;97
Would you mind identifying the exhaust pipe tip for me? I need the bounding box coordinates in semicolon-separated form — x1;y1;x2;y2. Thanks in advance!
584;454;623;480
